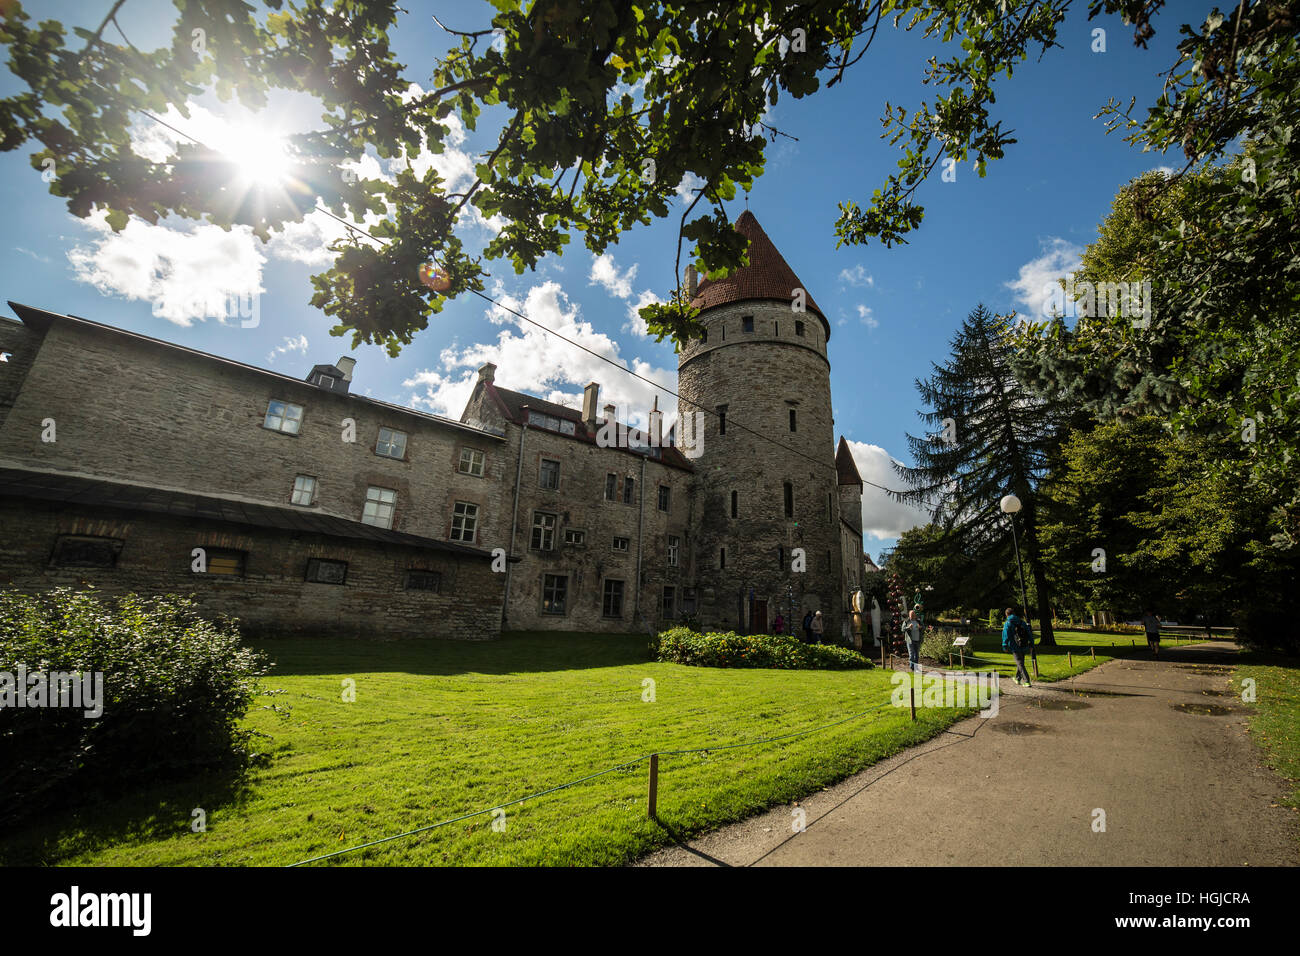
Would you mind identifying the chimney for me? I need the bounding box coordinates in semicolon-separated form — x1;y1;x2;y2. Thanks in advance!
685;264;698;298
336;356;356;382
582;382;600;431
603;402;617;426
477;362;496;384
649;396;663;446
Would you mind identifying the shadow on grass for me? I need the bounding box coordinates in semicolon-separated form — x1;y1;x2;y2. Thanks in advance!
0;767;258;866
249;631;655;677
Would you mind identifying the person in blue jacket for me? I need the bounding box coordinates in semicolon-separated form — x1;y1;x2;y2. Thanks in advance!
1002;607;1034;686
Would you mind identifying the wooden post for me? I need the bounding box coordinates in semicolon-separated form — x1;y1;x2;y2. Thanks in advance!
1090;646;1095;659
647;753;658;819
909;684;916;721
949;651;953;669
1068;651;1073;669
881;644;886;670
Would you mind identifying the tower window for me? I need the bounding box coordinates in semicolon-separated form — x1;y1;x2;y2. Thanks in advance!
784;482;794;518
730;490;738;518
795;320;806;337
720;547;726;570
717;405;727;436
742;315;754;333
789;409;797;432
701;329;708;344
721;325;726;341
778;545;784;569
605;473;617;501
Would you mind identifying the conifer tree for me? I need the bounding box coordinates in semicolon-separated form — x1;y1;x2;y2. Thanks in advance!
895;304;1075;646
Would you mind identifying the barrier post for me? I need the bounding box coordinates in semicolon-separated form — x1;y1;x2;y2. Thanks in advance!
909;685;916;721
647;754;658;819
1068;651;1073;670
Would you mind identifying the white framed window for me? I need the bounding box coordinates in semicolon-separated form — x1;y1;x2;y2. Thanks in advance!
361;486;397;529
451;501;479;542
459;447;485;476
531;511;556;551
376;427;408;459
564;529;586;545
612;536;629;552
291;475;317;506
668;535;679;568
263;400;303;434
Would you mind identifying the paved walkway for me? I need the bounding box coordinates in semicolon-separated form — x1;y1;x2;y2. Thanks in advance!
637;642;1299;866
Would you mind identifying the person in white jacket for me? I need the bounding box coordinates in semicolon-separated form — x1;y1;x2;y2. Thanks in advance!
811;610;825;644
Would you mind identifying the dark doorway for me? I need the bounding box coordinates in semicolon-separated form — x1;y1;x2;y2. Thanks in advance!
753;599;769;634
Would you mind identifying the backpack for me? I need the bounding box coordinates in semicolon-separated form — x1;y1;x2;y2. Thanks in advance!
802;613;813;631
1017;619;1034;648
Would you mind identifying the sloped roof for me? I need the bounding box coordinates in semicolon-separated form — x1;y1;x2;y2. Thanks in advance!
485;383;694;471
0;467;498;559
690;210;830;340
835;436;863;487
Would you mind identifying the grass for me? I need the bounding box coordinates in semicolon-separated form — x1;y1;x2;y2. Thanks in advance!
1235;653;1300;814
931;628;1205;681
0;632;978;867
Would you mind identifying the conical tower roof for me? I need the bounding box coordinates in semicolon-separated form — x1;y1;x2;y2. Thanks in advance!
690;210;830;340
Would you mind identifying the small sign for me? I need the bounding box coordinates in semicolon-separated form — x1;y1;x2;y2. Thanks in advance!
952;636;971;647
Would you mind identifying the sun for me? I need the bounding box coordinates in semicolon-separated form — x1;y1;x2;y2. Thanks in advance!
216;123;294;187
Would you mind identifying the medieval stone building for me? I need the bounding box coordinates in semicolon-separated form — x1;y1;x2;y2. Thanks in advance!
0;212;866;640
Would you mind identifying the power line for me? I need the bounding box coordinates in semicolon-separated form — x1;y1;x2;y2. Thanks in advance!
129;107;933;505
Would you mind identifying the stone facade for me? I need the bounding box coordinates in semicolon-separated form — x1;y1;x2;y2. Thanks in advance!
0;213;868;642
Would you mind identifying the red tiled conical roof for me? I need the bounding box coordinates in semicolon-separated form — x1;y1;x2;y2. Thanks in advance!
690;210;830;340
835;436;863;487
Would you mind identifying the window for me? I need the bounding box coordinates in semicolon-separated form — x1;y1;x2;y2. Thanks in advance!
291;475;317;506
682;588;698;614
458;447;485;476
701;329;708;344
827;493;833;519
605;473;619;501
451;502;479;542
789;409;797;432
531;511;557;551
306;557;347;585
263;400;303;434
564;529;586;545
527;410;577;435
784;482;794;518
49;535;123;569
405;570;442;592
717;405;727;436
795;320;806;337
658;485;671;511
542;574;568;614
362;486;397;529
730;490;738;518
667;535;680;567
719;547;726;570
742;315;754;333
602;579;625;618
721;325;726;341
612;536;630;552
623;476;635;504
778;545;785;569
376;427;407;459
661;586;676;619
774;321;778;336
539;458;560;490
199;548;245;577
318;374;338;390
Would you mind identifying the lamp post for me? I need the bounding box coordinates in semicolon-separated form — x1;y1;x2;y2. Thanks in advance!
999;493;1036;669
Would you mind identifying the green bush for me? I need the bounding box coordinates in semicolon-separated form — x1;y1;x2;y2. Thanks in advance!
0;588;270;823
920;627;960;663
651;627;871;670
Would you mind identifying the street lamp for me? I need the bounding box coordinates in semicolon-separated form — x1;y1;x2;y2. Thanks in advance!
999;493;1037;672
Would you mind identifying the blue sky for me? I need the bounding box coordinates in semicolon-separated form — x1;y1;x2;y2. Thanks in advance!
0;1;1196;557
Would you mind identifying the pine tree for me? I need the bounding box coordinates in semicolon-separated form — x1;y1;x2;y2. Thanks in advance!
895;304;1076;646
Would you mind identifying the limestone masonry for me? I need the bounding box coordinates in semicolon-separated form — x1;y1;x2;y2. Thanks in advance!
0;212;866;640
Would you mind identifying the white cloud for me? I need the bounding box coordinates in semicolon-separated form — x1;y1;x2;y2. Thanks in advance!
844;439;932;540
839;264;873;288
589;252;638;299
67;210;266;327
675;172;707;206
268;334;309;364
404;280;676;429
856;304;878;329
1004;237;1083;320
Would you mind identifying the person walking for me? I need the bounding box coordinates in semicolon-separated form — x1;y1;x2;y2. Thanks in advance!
1142;609;1161;658
902;610;923;671
1002;606;1033;686
773;612;785;635
802;610;813;643
811;610;825;644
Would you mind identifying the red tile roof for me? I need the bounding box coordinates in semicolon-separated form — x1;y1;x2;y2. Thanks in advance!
690;210;830;340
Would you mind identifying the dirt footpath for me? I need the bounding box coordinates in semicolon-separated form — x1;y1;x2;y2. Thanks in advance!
636;642;1299;866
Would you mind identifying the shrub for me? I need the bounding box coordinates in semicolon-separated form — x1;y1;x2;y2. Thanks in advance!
920;627;960;663
651;627;871;670
0;588;270;823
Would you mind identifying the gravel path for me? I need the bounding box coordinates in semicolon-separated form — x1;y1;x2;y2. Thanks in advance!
635;641;1299;866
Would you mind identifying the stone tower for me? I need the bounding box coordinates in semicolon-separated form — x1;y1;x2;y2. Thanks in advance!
677;211;846;639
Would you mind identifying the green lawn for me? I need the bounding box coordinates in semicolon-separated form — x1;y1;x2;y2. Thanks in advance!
937;628;1192;681
1236;655;1300;813
1;632;977;867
